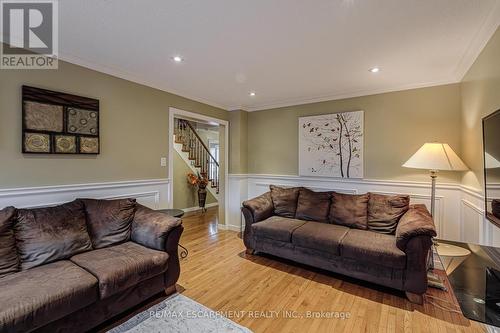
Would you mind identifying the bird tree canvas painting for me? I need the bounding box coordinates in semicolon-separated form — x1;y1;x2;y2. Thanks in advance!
299;111;364;178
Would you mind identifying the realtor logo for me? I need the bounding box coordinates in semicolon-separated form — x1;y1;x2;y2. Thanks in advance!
1;0;58;69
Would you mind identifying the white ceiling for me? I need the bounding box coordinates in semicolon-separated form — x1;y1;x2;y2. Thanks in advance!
56;0;500;111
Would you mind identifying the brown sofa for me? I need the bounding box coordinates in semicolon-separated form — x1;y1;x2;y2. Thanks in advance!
242;186;436;304
0;198;183;333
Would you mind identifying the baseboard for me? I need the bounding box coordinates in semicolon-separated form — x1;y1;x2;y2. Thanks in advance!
217;223;241;232
182;203;218;213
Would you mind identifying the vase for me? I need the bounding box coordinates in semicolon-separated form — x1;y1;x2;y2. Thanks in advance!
197;187;207;212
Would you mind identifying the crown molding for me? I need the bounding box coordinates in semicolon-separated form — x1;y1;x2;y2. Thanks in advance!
237;78;460;112
453;1;500;81
57;51;232;111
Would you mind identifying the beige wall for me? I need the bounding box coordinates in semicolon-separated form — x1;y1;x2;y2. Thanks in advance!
247;84;463;183
196;128;219;148
229;110;248;174
460;27;500;192
172;150;217;210
0;59;229;188
4;26;500;197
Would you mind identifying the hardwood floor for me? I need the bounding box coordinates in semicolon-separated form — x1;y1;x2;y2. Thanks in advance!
178;207;487;333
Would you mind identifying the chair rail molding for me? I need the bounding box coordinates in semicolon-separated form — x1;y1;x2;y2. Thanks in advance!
0;178;170;210
228;174;498;247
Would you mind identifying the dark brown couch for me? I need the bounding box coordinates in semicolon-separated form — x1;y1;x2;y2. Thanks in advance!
0;198;183;333
242;186;436;304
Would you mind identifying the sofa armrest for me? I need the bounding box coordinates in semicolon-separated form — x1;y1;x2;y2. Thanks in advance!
242;191;274;225
397;205;435;294
131;204;182;251
241;192;274;251
396;204;436;251
403;235;433;294
163;223;184;288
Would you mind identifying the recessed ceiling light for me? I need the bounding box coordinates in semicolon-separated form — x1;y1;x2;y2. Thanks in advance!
249;92;256;97
173;56;183;63
369;67;380;73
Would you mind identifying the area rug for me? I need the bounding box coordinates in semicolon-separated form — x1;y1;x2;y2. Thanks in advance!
108;293;252;333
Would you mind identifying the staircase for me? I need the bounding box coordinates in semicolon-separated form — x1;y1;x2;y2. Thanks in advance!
174;118;220;194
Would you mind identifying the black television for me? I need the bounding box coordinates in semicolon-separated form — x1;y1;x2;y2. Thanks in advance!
483;109;500;227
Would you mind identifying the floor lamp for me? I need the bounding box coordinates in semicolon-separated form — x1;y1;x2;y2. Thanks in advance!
402;143;468;270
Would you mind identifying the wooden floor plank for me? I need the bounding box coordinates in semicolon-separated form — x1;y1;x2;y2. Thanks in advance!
177;208;487;333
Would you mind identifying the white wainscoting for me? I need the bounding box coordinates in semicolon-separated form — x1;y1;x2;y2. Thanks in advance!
460;185;500;246
228;174;500;247
5;175;497;247
227;174;248;231
0;179;170;210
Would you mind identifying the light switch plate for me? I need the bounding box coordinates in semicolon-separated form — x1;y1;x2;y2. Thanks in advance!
160;157;167;167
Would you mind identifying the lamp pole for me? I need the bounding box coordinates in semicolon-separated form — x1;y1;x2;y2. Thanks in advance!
430;170;438;217
429;169;438;271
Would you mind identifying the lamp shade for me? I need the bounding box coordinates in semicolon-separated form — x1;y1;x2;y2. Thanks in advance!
402;143;468;171
485;152;500;169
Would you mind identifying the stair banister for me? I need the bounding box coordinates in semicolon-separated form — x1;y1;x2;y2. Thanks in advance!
174;118;220;194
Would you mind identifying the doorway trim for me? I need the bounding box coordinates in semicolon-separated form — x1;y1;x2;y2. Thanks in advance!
168;107;230;227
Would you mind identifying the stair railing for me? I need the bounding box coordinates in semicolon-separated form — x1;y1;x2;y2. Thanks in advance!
174;118;219;193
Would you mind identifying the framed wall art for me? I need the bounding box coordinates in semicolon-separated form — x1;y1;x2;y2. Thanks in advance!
22;85;100;154
299;110;364;178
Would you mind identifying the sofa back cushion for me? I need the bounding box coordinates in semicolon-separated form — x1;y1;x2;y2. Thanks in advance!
14;200;93;270
0;207;19;277
269;185;301;218
329;192;369;229
295;188;331;222
81;198;136;249
368;193;410;234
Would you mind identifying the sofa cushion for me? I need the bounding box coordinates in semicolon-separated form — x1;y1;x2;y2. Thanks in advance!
292;222;349;255
340;229;406;269
269;185;301;218
0;207;19;278
252;216;307;242
368;193;410;234
81;198;136;249
329;192;369;230
70;241;169;299
0;260;98;333
15;200;93;270
295;188;331;223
